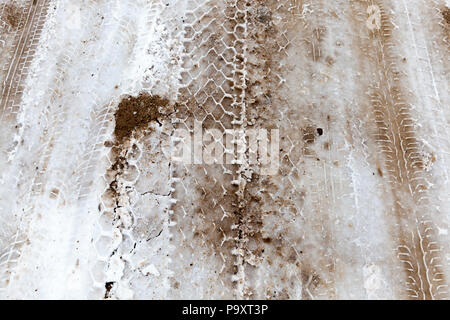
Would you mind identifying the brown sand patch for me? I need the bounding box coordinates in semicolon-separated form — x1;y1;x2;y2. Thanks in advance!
113;93;169;144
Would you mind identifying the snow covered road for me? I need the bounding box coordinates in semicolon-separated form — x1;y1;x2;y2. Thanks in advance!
0;0;449;299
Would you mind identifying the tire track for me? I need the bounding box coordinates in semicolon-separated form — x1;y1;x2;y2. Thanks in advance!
350;0;448;299
400;0;450;186
400;0;450;287
0;0;52;291
0;45;75;293
90;0;181;299
170;0;341;299
0;0;447;299
168;0;244;299
1;0;129;297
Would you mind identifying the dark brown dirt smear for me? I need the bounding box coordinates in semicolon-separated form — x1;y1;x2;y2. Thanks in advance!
441;6;450;45
443;7;450;25
113;93;168;145
167;1;246;298
104;281;115;299
3;3;21;29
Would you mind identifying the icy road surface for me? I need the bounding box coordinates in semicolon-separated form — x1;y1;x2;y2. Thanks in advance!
0;0;449;299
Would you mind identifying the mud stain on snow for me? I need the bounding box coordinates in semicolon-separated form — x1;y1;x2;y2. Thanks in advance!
441;5;450;46
108;92;172;201
2;3;22;30
113;93;169;145
98;92;173;298
442;6;450;25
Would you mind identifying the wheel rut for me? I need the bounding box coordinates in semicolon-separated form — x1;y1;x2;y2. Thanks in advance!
349;0;448;299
